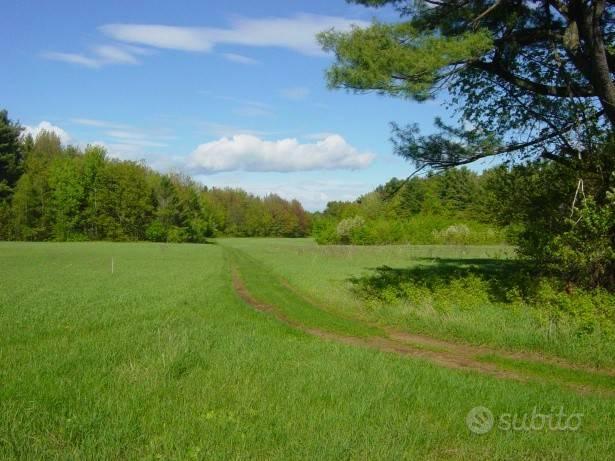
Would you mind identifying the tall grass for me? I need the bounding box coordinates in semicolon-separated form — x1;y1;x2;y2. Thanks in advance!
221;238;615;367
1;241;614;459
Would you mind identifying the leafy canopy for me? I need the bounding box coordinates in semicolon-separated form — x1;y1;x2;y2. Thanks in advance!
319;0;615;169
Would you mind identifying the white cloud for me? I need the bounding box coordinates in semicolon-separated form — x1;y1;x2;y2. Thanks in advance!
188;134;374;173
222;53;259;65
47;14;367;69
104;129;169;147
106;130;145;140
92;45;139;64
42;52;101;68
100;24;213;52
203;95;273;117
100;14;368;57
280;86;310;101
71;118;129;129
43;44;143;68
23;121;72;144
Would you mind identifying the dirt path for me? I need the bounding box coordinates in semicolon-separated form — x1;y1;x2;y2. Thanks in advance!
231;269;614;396
276;267;615;378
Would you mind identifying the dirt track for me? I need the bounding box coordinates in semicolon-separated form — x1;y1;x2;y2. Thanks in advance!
232;268;615;396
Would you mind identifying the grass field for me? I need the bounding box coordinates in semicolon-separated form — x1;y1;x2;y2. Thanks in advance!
221;238;615;366
1;240;614;459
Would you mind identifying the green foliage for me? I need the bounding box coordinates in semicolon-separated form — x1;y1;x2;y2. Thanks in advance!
315;214;504;246
319;22;492;101
145;220;167;242
0;110;24;203
350;262;615;353
547;195;615;289
483;144;615;289
336;215;366;243
0;128;311;243
321;1;615;167
313;166;505;245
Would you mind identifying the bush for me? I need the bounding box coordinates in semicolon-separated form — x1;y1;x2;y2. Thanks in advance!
313;213;506;246
351;265;615;340
547;195;615;289
511;166;615;290
167;226;188;243
432;224;471;245
145;220;167;242
336;216;366;244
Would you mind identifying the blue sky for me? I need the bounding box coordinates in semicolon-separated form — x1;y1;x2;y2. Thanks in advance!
2;0;453;210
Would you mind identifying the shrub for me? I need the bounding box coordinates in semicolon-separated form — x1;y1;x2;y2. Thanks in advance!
313;213;506;246
167;226;188;243
432;224;471;245
145;220;167;242
336;216;366;244
547;195;615;290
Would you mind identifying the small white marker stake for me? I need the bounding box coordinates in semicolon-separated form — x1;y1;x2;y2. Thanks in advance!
111;257;114;274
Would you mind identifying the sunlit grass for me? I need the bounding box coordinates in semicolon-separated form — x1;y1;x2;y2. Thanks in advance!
1;241;613;459
219;238;615;367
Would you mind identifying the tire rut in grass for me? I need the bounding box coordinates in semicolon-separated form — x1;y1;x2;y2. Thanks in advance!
232;269;531;382
274;267;615;380
231;266;615;396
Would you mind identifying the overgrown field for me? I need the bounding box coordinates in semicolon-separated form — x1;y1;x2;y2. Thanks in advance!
223;238;615;367
1;241;614;459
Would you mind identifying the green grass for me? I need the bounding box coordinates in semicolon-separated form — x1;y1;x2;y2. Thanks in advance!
1;241;614;459
475;355;615;393
219;238;615;367
227;246;382;337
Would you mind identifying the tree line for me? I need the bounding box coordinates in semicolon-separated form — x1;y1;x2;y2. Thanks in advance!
317;0;614;290
313;154;614;290
0;111;310;242
313;167;507;245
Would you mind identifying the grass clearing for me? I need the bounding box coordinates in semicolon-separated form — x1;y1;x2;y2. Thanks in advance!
219;238;615;367
1;241;614;459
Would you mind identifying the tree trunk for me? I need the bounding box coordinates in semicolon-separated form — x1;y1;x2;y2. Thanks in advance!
576;1;615;126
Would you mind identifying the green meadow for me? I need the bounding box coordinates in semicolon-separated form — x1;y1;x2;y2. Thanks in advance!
1;240;614;460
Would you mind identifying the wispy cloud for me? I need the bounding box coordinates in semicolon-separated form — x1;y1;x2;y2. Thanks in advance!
43;44;145;68
101;127;170;147
71;117;171;148
101;24;213;52
200;92;274;117
71;118;129;129
100;14;368;56
221;52;259;65
92;45;139;64
45;14;367;69
188;134;374;173
280;86;310;101
304;132;337;141
215;95;271;110
42;52;101;68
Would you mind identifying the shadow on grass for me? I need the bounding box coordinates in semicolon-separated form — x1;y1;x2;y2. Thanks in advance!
349;258;538;304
